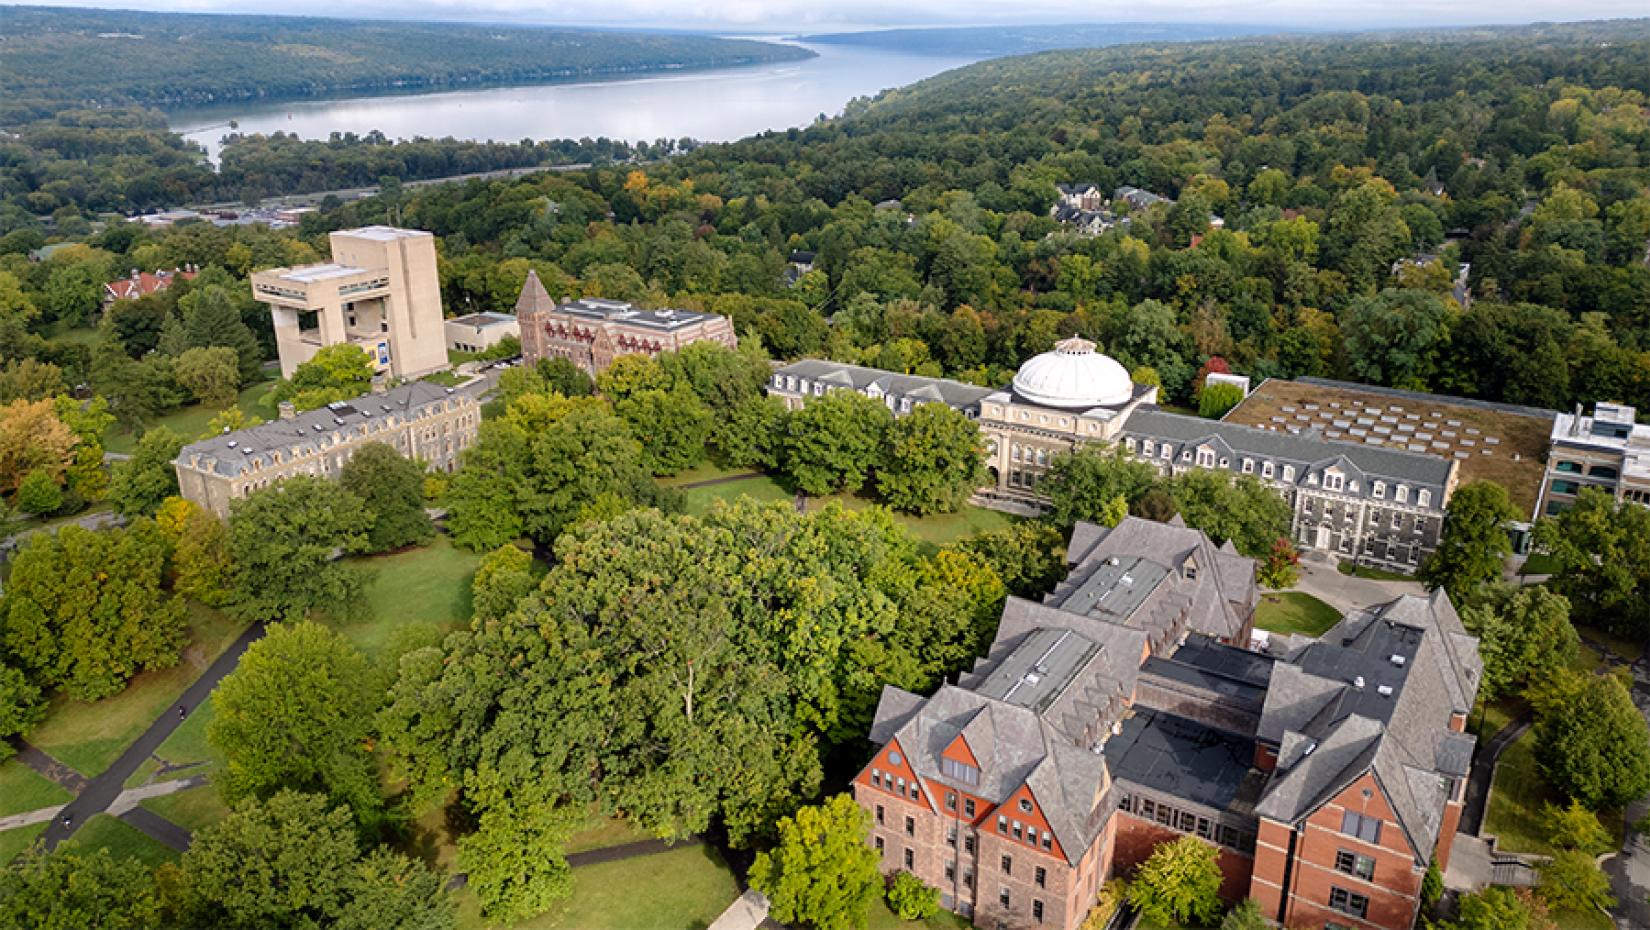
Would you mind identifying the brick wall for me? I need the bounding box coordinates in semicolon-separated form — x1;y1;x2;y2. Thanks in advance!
1110;812;1254;903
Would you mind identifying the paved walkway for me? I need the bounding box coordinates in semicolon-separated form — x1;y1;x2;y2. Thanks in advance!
1459;716;1532;837
118;807;193;852
0;774;207;835
1289;559;1423;615
36;620;266;854
12;741;88;792
708;889;770;930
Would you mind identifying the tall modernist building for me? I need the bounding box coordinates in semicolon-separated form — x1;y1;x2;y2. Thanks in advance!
252;226;449;380
514;271;736;375
856;518;1479;930
768;338;1458;574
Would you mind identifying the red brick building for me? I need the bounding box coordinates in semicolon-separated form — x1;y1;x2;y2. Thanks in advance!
854;517;1480;930
514;270;736;375
103;266;197;308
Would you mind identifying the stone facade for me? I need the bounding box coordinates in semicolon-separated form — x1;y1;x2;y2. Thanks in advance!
252;226;448;380
173;381;479;518
514;271;735;376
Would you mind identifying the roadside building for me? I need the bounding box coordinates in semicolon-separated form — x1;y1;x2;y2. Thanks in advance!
251;226;449;380
514;271;736;375
1539;402;1650;513
103;266;197;309
173;381;479;518
855;518;1478;930
445;311;520;355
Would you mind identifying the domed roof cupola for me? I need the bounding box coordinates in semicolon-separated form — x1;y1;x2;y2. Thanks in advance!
1010;336;1135;409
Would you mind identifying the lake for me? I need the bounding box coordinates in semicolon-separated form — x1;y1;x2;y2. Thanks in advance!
166;42;981;161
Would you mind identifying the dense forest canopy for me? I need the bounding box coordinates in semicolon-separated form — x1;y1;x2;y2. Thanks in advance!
0;6;813;112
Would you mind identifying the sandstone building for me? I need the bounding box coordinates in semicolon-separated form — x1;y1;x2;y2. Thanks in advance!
856;518;1479;930
173;381;479;518
514;271;736;375
252;226;448;380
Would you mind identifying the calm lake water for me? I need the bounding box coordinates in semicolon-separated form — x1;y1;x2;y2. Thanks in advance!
166;42;981;161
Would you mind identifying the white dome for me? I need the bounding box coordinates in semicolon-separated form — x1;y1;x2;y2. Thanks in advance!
1011;337;1135;409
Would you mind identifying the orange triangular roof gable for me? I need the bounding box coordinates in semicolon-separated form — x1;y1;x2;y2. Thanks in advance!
942;733;980;769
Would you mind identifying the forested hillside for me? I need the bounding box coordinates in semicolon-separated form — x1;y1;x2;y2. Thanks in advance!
0;6;812;112
800;22;1282;57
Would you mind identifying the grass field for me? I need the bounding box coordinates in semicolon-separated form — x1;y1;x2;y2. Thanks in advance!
73;814;179;868
131;693;220;791
1336;562;1413;582
0;763;72;818
103;376;279;454
454;843;739;930
1578;624;1644;664
1484;733;1582;856
681;474;793;513
680;474;1017;547
26;604;243;778
1254;592;1341;637
0;824;46;865
657;461;760;487
866;900;977;930
338;537;482;658
141;783;232;835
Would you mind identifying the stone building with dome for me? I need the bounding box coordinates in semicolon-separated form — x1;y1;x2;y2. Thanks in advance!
768;337;1459;573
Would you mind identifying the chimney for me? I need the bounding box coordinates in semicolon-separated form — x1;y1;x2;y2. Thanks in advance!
278;401;297;420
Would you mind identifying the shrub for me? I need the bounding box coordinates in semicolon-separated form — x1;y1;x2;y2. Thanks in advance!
885;870;940;921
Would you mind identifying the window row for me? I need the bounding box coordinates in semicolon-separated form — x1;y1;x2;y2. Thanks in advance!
996;814;1053;852
869;770;921;802
1117;794;1256;853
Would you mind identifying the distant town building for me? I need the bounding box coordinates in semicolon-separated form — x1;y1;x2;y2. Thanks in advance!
1113;185;1172;211
1539;402;1650;513
173;381;479;518
103;266;197;308
252;226;449;381
857;517;1479;930
1051;183;1123;235
444;312;519;355
770;339;1463;573
514;271;736;376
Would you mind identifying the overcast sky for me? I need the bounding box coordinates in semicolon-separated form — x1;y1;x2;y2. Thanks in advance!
9;0;1645;30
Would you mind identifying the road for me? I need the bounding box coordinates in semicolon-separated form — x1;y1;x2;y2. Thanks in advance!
34;621;267;853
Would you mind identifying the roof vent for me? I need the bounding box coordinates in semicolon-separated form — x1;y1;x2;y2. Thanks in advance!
1302;743;1317;757
1390;654;1407;666
1377;685;1394;697
313;424;324;432
1353;675;1366;689
1107;557;1120;566
226;440;238;448
1023;672;1041;685
241;447;254;455
1120;574;1133;585
445;387;455;394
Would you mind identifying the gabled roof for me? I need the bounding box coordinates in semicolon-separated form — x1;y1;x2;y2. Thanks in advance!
773;359;997;411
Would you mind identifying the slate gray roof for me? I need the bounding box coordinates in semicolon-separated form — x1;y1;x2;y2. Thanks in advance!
1254;592;1481;863
1121;407;1456;501
553;297;718;331
771;359;998;412
175;381;474;479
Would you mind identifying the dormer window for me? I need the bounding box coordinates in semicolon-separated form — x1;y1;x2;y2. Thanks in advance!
1324;472;1345;492
1372;481;1386;499
1395;485;1409;503
1160;446;1171;460
1242;458;1254;474
1183;557;1198;581
1282;465;1295;481
1141;440;1153;456
1418;489;1432;507
1196;449;1215;468
940;757;980;786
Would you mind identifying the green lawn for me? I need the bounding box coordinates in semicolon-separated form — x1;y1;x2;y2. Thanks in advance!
1254;592;1341;637
1336;562;1413;582
682;474;794;514
0;824;46;865
657;461;760;487
72;814;178;868
1578;624;1644;664
565;815;649;855
866;900;975;930
338;537;482;658
141;784;232;835
1519;552;1562;575
454;843;738;930
103;376;279;454
0;762;72;818
26;604;243;778
813;490;1018;548
422;369;467;388
1484;733;1563;855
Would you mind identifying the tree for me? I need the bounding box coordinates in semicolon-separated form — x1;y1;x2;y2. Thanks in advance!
456;790;579;924
1126;835;1224;928
1256;538;1301;590
1532;669;1650;810
1420;481;1519;600
14;468;61;515
954;522;1066;599
713;394;789;469
1453;886;1557;930
1545;799;1612;855
177;790;452;930
593;352;670;401
274;343;374;412
209;622;383;820
106;426;184;517
155;496;235;607
513;399;667;544
750;794;882;930
782;390;893;496
0;844;162;930
91;340;182;431
1043;445;1158;531
1218;899;1269;930
535;356;594;397
1340;289;1452;390
877;402;986;515
0;398;75;497
1460;586;1578;702
339;442;433;553
471;544;540;623
1;519;187;700
885;871;940;921
1198;381;1244;419
0;662;46;762
202;405;263;438
0;358;66;404
228;477;373;623
615;387;712;475
1538;850;1614;916
178;280;263;382
1168;470;1292;558
1534;488;1650;639
173;345;241;409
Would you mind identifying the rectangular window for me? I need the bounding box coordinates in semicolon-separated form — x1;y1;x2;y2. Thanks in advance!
875;836;884;852
896;777;906;795
1336;850;1377;881
1033;900;1045;922
909;784;920;801
946;791;958;811
1012;821;1023;840
1242;458;1254;474
965;834;976;854
871;768;882;788
1373;481;1385;498
998;816;1008;834
905;816;914;837
904;848;914;869
1283;465;1296;481
963;869;973;888
1000;888;1011;909
939;756;981;786
964;799;976;818
1041;834;1052;851
1001;855;1013;875
1035;866;1047;888
1395;485;1409;503
945;861;956;882
1140;798;1156;819
1329;887;1370;919
1341;811;1382;845
876;805;884;826
1027;827;1037;845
